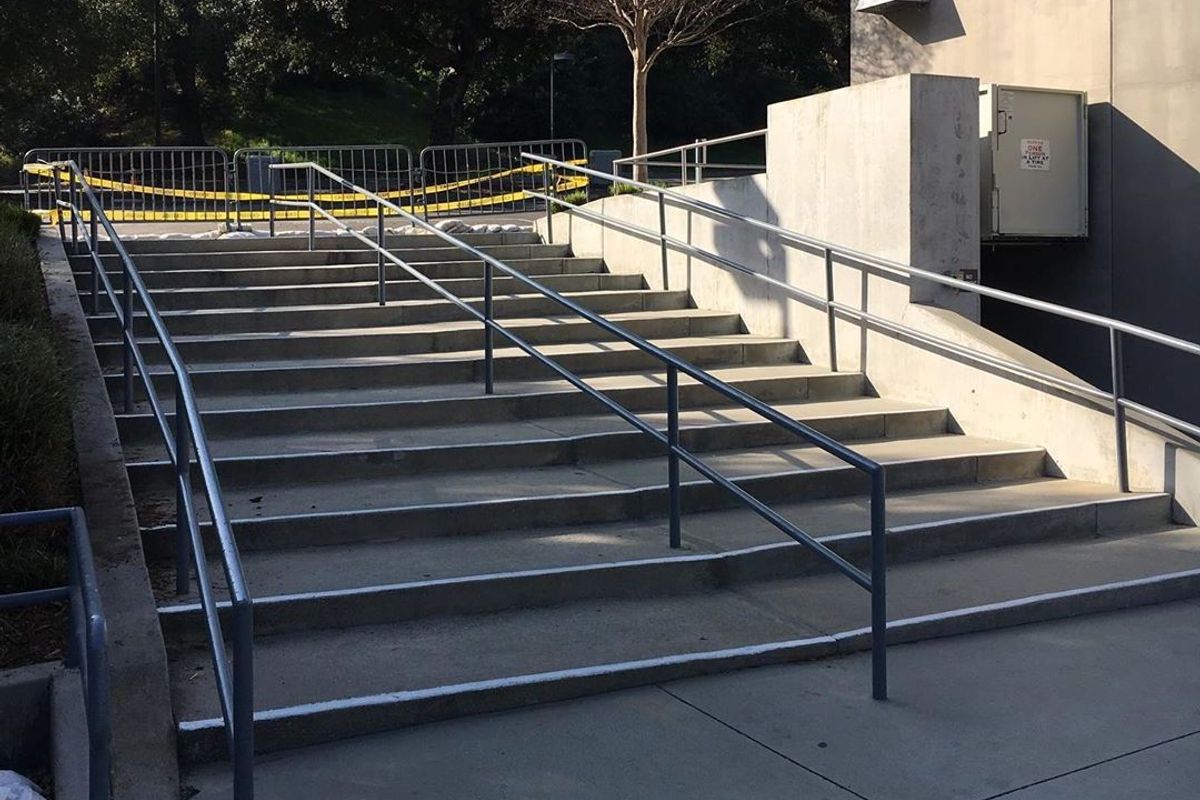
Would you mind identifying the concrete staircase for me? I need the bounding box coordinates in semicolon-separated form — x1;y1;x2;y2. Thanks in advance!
77;231;1200;769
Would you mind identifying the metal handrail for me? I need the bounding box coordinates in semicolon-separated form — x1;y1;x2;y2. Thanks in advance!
0;507;110;800
232;144;416;231
269;160;890;701
39;161;255;798
613;129;767;184
523;152;1200;488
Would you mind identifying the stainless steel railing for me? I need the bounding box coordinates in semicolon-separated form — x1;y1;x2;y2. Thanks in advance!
0;507;110;800
41;161;256;798
525;153;1200;491
612;129;767;185
269;160;891;701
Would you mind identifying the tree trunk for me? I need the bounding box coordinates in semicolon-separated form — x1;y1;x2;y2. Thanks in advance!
171;0;205;144
631;50;650;182
428;69;473;145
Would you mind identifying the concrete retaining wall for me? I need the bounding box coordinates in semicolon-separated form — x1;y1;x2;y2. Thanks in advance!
39;232;180;799
540;73;1200;518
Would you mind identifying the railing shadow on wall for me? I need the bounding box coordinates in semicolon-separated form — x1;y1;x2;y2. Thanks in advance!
525;153;1200;499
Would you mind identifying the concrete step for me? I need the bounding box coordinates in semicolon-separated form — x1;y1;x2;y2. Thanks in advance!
105;335;804;399
100;231;542;255
79;271;645;311
139;434;1047;554
157;480;1171;637
125;396;945;483
93;308;745;369
88;288;693;339
170;524;1200;762
84;242;571;271
114;364;862;447
74;256;607;291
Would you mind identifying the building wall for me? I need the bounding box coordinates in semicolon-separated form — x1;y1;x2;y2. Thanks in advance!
851;0;1200;424
540;73;1198;508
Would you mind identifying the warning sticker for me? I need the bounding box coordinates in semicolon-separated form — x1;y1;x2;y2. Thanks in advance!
1021;138;1051;171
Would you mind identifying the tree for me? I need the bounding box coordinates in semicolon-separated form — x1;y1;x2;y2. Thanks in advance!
349;0;532;144
519;0;793;178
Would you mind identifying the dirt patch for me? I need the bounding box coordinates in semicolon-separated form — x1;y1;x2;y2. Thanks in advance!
0;604;67;669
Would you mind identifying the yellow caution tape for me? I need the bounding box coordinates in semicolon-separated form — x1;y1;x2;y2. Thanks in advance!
24;159;587;204
35;174;589;223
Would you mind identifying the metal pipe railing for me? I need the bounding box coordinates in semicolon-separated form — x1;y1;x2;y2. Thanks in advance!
269;160;891;701
523;152;1200;490
0;507;110;800
39;161;255;798
613;129;767;184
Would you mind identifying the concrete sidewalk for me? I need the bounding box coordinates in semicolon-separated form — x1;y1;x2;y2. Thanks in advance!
185;600;1200;799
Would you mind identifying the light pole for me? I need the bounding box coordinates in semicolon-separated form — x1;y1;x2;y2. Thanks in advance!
153;0;162;145
549;51;575;140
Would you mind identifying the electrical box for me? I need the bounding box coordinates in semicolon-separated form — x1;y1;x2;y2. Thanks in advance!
981;84;1088;241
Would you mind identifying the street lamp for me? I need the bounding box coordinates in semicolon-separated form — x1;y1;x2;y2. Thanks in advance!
550;52;575;140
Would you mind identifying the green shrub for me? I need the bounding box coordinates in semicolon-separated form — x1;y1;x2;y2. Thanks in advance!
0;230;48;329
552;189;590;214
0;322;73;513
0;202;42;242
609;181;642;197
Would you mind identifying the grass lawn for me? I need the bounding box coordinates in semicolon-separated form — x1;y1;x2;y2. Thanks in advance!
213;81;431;152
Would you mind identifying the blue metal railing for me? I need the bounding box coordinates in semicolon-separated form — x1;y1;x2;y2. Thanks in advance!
39;162;256;798
0;507;110;800
269;161;890;701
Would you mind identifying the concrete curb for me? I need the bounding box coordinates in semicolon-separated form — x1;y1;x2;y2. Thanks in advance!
39;231;180;799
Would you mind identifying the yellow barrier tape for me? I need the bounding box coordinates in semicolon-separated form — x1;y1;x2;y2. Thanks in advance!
24;159;587;204
35;175;589;223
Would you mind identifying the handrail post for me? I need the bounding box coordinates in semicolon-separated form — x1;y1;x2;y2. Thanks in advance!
68;169;80;253
174;381;191;596
89;207;100;316
870;468;888;701
223;153;232;231
658;192;669;290
421;161;430;222
824;248;838;372
53;168;67;243
65;555;82;669
542;162;554;242
121;254;133;414
231;600;255;800
376;203;387;306
1110;328;1130;492
267;166;276;238
667;364;682;549
484;260;495;395
306;166;315;251
233;152;243;230
680;146;688;186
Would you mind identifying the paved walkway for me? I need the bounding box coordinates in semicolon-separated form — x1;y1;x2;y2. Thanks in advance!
186;600;1200;799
